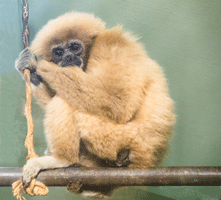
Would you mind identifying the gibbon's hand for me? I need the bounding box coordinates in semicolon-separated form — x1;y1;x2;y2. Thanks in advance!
36;60;62;87
15;48;42;86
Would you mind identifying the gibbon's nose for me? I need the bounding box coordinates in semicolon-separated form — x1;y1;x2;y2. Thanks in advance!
61;54;82;67
65;55;73;63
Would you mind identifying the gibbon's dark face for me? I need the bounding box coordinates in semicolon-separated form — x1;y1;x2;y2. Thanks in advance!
51;39;84;68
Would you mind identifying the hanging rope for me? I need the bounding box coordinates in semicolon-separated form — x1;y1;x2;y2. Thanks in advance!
12;0;48;199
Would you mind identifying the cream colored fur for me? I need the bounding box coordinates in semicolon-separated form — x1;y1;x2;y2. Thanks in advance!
19;11;175;197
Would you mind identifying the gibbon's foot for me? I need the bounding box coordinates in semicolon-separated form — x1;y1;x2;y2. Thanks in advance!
67;181;83;194
22;158;42;189
22;177;31;190
66;164;84;194
116;148;131;167
22;156;73;189
68;183;115;199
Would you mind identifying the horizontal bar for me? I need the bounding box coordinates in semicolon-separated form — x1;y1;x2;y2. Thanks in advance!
0;167;221;187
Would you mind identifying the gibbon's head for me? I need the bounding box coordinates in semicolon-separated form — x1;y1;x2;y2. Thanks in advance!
30;12;105;69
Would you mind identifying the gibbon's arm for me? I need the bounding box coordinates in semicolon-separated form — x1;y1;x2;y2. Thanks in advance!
37;60;144;124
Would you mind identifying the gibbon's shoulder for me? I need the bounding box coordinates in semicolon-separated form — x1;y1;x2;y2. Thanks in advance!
92;25;143;50
90;25;148;64
89;25;151;75
88;25;168;91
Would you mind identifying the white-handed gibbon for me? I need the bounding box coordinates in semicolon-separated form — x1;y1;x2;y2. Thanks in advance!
15;11;175;198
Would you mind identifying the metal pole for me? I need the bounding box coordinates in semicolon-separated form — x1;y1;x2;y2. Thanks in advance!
1;167;221;187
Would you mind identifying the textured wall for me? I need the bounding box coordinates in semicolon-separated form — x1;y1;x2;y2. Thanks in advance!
1;0;221;199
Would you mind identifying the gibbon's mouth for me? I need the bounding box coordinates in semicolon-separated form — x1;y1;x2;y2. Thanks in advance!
59;57;83;68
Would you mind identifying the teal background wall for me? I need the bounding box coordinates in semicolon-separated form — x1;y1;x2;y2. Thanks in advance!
1;0;221;199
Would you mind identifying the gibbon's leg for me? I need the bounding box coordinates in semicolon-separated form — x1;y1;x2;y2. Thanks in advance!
22;156;72;188
44;96;80;164
74;112;135;161
75;111;168;168
78;140;130;167
68;140;122;199
23;96;80;187
128;140;166;168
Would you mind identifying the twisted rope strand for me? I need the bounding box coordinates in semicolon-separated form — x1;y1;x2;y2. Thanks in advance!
12;71;49;200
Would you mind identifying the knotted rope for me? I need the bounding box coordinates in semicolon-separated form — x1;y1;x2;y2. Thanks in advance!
12;1;48;199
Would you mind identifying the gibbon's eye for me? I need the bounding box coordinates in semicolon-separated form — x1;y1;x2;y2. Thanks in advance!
69;42;82;53
52;48;64;57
